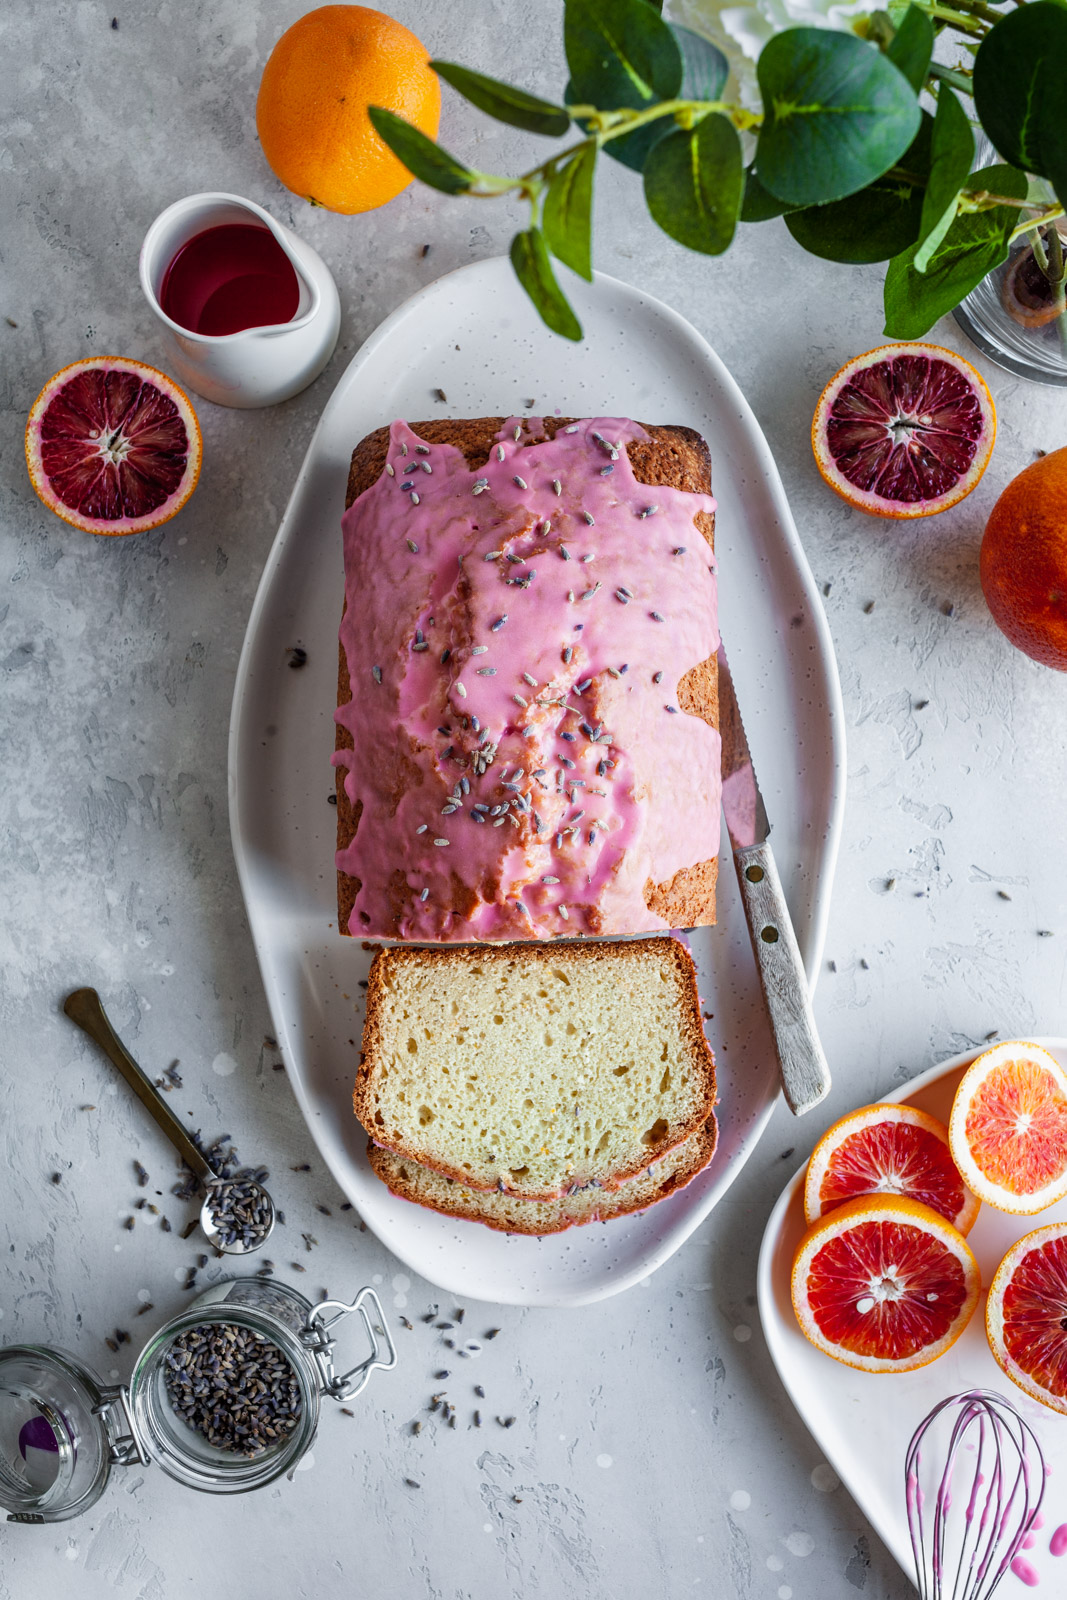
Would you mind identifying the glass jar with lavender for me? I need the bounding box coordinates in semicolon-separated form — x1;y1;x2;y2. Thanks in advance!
0;1278;394;1522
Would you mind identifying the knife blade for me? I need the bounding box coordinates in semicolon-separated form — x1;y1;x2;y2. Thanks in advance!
717;642;831;1116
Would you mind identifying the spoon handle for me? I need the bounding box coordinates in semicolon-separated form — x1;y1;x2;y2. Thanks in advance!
63;987;214;1183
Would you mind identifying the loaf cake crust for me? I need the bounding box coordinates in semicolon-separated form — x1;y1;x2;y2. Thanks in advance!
354;936;717;1201
366;1117;718;1235
335;415;719;941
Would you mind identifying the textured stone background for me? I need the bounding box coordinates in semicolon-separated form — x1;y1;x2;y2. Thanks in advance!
2;2;1066;1596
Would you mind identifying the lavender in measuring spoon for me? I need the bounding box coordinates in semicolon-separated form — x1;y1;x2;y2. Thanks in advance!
205;1176;272;1249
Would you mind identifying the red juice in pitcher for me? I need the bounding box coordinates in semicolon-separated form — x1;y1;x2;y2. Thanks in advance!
159;223;300;336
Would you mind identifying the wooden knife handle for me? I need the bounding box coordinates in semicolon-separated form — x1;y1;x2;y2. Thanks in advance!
731;841;832;1117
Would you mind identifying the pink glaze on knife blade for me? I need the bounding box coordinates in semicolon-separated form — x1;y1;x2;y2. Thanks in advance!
333;417;720;941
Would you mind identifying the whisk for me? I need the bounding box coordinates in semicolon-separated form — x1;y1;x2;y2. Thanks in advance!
906;1389;1046;1600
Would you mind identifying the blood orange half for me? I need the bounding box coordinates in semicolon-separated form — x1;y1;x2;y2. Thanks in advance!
949;1042;1067;1214
791;1194;980;1373
804;1103;980;1234
25;357;201;536
812;343;995;518
987;1224;1067;1415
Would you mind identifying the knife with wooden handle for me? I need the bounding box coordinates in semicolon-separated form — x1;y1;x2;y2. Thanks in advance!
717;643;832;1116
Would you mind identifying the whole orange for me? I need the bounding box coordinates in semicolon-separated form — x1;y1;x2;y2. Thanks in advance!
256;6;440;215
980;447;1067;670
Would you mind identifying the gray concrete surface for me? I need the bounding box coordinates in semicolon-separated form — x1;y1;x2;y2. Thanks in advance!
2;2;1066;1596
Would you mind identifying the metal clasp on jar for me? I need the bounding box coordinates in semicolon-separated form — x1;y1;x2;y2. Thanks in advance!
94;1385;149;1468
301;1288;396;1402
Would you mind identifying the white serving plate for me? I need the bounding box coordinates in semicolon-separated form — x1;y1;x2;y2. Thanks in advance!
758;1041;1067;1586
228;256;845;1306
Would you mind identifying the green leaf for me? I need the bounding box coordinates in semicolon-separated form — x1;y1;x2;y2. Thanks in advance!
430;62;570;137
567;21;727;175
741;167;800;221
543;144;596;280
913;87;973;274
367;106;477;194
883;162;1029;338
643;113;743;254
564;0;681;109
973;1;1067;209
510;229;583;341
886;5;934;94
756;29;922;206
672;24;729;101
785;110;932;262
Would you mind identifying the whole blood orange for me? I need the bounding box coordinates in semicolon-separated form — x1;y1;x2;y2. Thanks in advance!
987;1223;1067;1415
804;1103;980;1234
791;1194;980;1373
980;447;1067;670
256;6;440;215
25;358;201;536
811;343;995;517
949;1041;1067;1214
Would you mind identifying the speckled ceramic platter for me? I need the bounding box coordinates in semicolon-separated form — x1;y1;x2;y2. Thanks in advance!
758;1040;1067;1586
229;255;845;1306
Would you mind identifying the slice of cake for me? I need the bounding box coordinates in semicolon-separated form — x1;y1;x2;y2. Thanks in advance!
367;1119;717;1235
334;415;720;942
354;937;717;1201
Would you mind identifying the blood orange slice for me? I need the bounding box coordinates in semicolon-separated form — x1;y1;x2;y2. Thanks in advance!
987;1224;1067;1415
804;1103;980;1234
791;1194;980;1373
949;1042;1067;1214
811;343;995;518
25;357;201;536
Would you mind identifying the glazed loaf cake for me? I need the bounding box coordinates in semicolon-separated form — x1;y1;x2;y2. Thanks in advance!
354;938;717;1201
367;1119;718;1235
334;415;720;942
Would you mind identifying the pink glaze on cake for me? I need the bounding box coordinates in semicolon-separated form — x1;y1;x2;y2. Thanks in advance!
333;417;719;940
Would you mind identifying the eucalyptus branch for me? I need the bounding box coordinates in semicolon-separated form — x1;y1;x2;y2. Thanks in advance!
933;0;1009;23
474;98;760;202
1009;203;1066;244
927;5;988;37
371;0;1067;348
926;61;975;93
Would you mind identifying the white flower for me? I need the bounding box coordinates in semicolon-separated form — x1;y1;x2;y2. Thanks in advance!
667;0;874;110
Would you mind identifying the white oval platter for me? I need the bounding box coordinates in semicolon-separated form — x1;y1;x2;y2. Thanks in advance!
229;256;845;1306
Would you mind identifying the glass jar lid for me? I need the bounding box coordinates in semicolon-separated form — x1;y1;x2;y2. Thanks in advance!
0;1346;143;1523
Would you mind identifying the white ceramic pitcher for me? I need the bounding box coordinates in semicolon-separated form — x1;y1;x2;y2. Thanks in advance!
139;193;341;408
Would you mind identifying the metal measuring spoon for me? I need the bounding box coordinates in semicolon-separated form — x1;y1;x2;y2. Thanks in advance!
63;987;275;1256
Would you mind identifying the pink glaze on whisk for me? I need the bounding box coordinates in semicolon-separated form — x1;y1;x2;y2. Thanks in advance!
1050;1524;1067;1557
906;1390;1046;1599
